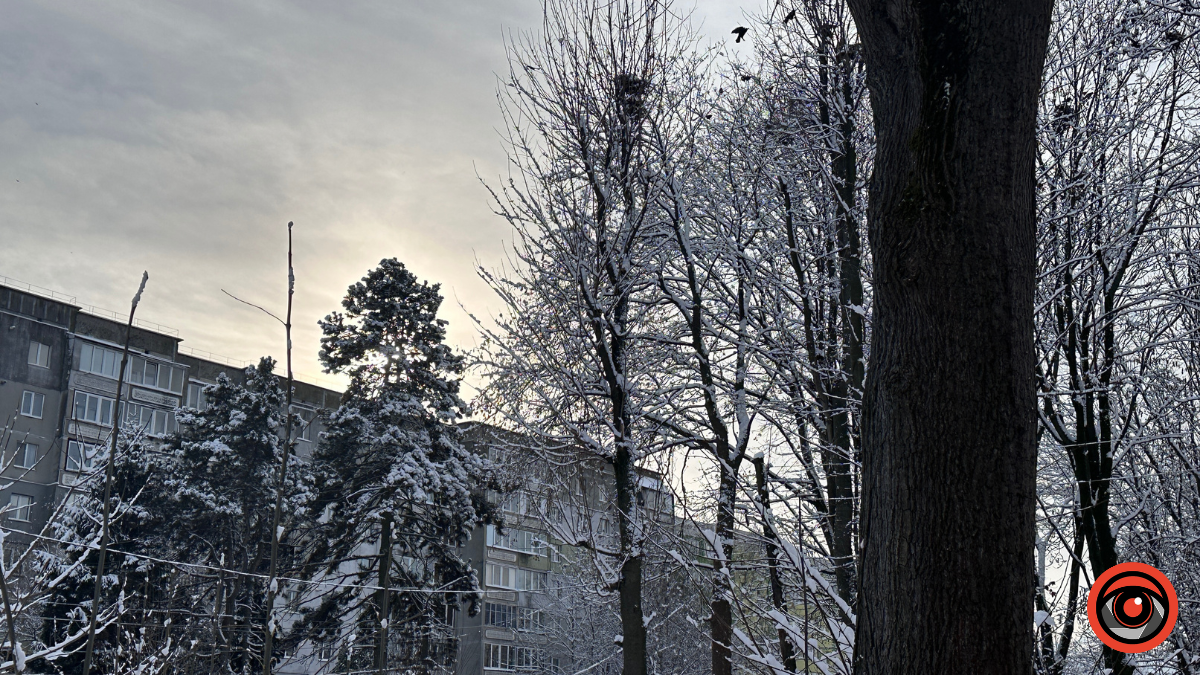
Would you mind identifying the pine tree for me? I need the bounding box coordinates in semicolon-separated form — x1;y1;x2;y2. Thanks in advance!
165;357;309;673
35;434;177;675
294;259;498;671
37;358;309;675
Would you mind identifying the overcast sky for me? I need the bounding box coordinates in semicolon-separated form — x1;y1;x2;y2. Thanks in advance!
0;0;752;392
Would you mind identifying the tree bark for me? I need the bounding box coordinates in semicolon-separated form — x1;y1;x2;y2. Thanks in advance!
375;512;393;674
844;0;1051;672
613;441;646;675
754;456;796;673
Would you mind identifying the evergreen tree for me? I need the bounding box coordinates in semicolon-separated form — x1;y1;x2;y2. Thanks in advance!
165;357;310;674
35;434;178;674
37;358;309;675
294;259;498;671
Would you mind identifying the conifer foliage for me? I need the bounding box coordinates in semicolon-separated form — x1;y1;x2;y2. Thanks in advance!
166;357;310;673
298;259;498;670
37;358;308;674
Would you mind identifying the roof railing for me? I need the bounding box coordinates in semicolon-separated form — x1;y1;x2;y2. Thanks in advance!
0;274;78;304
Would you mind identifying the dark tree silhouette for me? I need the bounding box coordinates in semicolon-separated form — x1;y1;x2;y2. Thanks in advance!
844;0;1053;672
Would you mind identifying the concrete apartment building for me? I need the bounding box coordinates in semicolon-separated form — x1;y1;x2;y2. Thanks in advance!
0;277;707;674
0;278;340;544
452;423;692;675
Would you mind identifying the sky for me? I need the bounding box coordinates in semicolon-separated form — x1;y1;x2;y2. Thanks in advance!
0;0;753;394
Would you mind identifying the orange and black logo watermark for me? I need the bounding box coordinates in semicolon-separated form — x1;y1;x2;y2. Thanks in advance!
1087;562;1177;654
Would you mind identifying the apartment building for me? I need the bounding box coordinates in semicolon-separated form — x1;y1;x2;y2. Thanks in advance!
453;423;692;675
0;278;340;542
0;277;708;674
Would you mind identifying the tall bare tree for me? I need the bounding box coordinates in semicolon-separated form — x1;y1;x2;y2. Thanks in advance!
476;2;701;672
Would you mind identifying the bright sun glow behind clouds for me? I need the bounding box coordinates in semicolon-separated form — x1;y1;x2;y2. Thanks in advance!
0;0;756;394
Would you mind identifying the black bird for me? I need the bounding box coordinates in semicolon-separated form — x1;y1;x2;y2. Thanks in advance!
732;26;749;43
740;75;753;82
783;9;796;23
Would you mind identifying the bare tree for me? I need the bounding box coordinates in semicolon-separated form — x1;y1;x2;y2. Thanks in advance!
1033;0;1200;671
474;2;704;672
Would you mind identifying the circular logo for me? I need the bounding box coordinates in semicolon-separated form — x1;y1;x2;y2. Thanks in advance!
1087;562;1177;653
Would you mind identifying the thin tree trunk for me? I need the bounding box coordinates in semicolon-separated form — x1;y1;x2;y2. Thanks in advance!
613;438;646;675
711;461;736;675
375;512;393;674
262;221;296;675
844;0;1050;671
831;44;864;610
0;537;22;672
754;456;796;673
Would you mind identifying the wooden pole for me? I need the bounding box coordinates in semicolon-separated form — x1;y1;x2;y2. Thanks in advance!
82;271;148;675
262;222;295;675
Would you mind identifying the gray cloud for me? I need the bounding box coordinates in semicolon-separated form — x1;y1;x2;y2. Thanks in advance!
0;0;753;391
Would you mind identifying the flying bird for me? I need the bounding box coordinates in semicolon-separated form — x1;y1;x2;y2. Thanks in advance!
732;26;749;43
784;9;796;23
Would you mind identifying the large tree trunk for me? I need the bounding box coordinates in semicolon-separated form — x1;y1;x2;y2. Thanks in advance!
845;0;1051;672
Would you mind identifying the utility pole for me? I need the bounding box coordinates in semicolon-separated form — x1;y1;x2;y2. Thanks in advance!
82;271;149;675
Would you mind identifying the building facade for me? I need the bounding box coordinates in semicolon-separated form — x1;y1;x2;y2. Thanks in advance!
0;279;340;546
453;423;697;675
0;278;710;674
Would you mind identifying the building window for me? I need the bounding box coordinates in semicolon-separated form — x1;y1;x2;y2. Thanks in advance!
80;344;186;394
315;642;335;661
123;403;176;436
7;494;33;522
488;563;546;591
516;607;544;632
515;645;543;670
28;341;49;369
501;491;526;515
14;443;37;470
66;440;100;473
20;391;44;419
185;382;208;410
126;356;185;394
72;392;114;426
517;568;547;592
485;602;515;628
290;406;315;441
485;644;543;671
487;563;516;590
78;343;122;379
487;525;553;557
484;643;514;671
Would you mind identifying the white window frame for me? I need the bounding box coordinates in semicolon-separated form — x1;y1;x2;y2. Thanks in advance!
7;494;33;522
516;568;547;592
516;607;543;632
20;391;44;419
78;342;122;379
73;391;114;426
14;443;37;470
484;642;515;671
290;405;315;441
486;563;517;590
185;382;208;410
121;402;176;437
485;602;515;628
487;525;552;557
126;356;185;394
28;341;49;368
66;440;101;473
